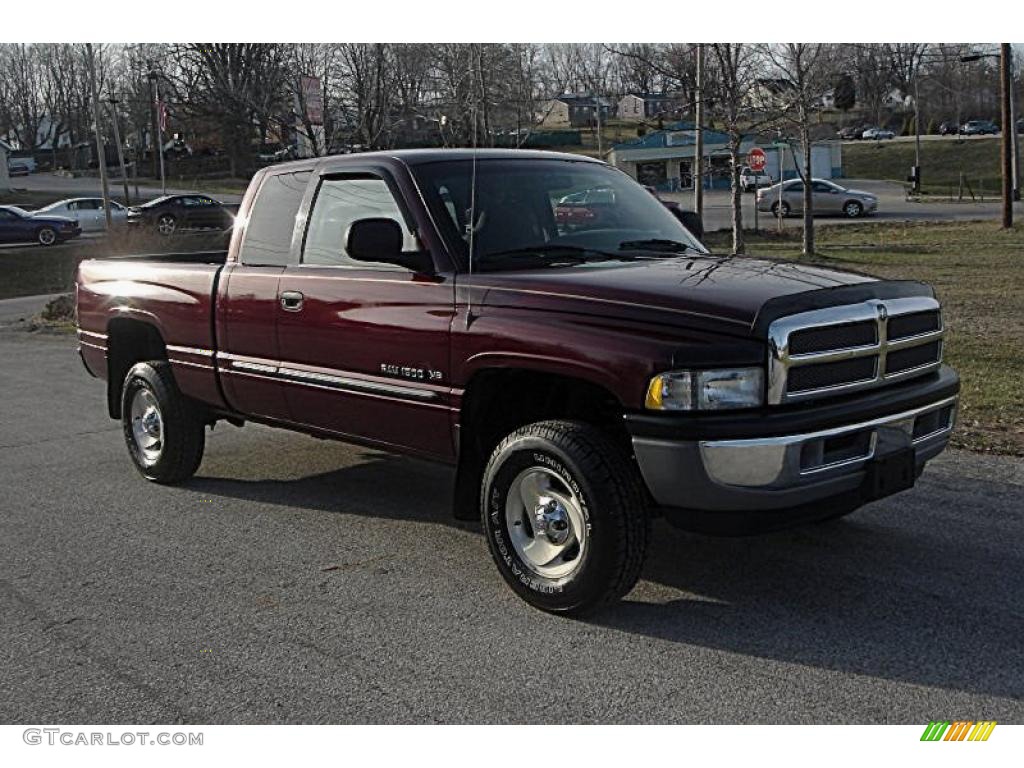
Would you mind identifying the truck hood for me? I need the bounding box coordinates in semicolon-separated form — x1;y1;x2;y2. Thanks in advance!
467;255;911;336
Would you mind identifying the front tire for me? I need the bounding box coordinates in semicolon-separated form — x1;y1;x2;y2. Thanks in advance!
772;201;790;218
843;200;864;218
121;361;205;484
37;226;57;246
481;420;649;616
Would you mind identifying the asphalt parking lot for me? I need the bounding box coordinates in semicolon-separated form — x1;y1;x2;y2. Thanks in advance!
1;325;1022;724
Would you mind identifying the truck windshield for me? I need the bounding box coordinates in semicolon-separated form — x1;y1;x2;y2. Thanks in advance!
412;158;707;272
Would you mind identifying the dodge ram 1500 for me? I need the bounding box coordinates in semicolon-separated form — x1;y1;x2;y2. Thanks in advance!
76;149;959;614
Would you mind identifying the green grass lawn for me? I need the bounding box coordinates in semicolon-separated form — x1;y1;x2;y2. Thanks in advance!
706;220;1024;456
843;138;1001;197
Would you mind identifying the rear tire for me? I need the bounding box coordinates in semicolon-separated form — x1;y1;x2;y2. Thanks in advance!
121;361;205;484
480;420;649;616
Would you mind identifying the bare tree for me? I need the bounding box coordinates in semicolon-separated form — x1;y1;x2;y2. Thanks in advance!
762;43;833;259
706;43;766;255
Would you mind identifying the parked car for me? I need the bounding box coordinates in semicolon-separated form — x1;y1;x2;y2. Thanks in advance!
642;186;704;239
76;149;958;615
756;178;879;219
7;161;31;177
837;125;865;140
554;187;620;229
938;121;959;136
7;156;37;174
127;194;234;236
961;120;999;136
739;165;772;192
35;197;129;233
861;127;895;140
0;204;81;246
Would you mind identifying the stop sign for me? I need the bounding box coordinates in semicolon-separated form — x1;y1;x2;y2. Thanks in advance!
747;147;767;172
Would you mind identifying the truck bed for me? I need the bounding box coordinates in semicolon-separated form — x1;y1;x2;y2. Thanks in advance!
76;254;229;414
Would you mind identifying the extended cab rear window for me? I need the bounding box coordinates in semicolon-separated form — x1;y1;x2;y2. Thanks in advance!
238;170;311;266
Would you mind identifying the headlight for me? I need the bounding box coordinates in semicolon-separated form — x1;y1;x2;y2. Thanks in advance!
645;368;764;411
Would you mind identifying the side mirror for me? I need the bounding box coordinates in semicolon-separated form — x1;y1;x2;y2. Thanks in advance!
346;217;432;273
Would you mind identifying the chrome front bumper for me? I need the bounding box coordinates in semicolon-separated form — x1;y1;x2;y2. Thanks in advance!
632;395;957;512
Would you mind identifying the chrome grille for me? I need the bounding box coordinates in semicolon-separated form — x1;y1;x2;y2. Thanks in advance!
768;296;944;404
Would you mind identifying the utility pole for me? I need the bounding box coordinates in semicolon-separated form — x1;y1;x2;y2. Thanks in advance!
694;44;705;219
149;65;167;196
107;94;131;205
913;67;922;194
999;44;1013;228
1009;48;1021;202
86;43;112;231
594;95;603;157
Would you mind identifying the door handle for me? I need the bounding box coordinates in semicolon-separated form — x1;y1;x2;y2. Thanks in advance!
280;291;304;312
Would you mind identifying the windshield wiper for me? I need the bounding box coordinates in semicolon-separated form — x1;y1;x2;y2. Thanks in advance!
476;244;625;271
618;238;702;255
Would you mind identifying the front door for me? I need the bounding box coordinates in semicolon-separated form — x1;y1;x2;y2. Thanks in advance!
276;172;455;460
0;209;22;242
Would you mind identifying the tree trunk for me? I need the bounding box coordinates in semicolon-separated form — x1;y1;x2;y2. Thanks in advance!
801;121;814;259
730;141;745;254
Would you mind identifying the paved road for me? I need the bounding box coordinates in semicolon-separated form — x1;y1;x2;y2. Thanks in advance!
664;179;1022;233
1;326;1022;724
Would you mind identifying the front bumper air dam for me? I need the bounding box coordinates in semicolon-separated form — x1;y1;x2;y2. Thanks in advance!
628;371;959;516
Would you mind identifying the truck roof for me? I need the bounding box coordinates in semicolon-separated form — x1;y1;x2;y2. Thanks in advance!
265;148;605;174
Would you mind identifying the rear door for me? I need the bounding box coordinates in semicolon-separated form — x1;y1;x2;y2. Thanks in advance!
784;181;805;212
216;169;311;422
275;169;455;459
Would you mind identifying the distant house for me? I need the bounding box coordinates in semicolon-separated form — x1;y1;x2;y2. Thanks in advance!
617;93;687;122
539;95;615;128
748;78;798;112
883;88;913;110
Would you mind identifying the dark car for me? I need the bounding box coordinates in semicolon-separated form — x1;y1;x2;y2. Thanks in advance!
0;204;81;246
938;121;959;136
8;162;31;177
643;185;704;239
837;125;865;140
961;120;999;136
128;194;234;236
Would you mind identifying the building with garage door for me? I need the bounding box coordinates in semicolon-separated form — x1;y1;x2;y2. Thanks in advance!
609;123;843;192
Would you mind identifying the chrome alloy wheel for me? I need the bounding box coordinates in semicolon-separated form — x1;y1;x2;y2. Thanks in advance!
130;387;164;465
505;466;588;579
38;228;56;245
157;215;176;236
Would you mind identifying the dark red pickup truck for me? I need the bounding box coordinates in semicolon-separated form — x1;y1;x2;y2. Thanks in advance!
76;149;959;615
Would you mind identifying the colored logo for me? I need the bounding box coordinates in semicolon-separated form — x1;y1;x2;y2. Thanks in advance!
921;721;996;742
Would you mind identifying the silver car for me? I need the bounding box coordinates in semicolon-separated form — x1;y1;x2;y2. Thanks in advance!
756;178;878;219
34;197;129;233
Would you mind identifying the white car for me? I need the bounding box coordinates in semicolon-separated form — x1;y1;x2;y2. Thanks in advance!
739;166;773;192
861;127;895;140
33;198;129;232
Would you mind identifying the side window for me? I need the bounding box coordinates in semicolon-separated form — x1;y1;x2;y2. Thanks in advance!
812;181;833;193
238;170;311;267
788;182;804;193
302;176;416;269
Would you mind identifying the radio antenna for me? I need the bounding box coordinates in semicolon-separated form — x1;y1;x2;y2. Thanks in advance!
465;44;480;328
